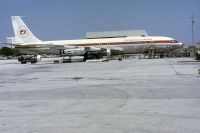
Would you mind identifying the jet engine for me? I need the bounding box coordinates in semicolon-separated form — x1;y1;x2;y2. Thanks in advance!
63;47;85;56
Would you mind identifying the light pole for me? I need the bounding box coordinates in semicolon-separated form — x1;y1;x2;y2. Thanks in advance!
190;14;200;46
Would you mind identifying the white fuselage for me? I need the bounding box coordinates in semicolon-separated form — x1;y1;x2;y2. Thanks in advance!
15;36;182;55
36;36;182;54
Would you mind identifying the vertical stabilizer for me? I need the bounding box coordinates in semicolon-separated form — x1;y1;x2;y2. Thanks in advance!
11;16;41;44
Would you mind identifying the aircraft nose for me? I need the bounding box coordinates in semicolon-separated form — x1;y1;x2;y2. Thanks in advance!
177;41;183;47
179;42;183;47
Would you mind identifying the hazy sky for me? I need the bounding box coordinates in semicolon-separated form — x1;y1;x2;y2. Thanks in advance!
0;0;200;46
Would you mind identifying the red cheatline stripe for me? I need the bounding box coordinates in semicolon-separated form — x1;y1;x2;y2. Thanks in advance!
68;40;178;46
15;40;178;48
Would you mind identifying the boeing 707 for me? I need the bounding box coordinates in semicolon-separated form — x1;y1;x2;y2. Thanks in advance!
6;16;183;56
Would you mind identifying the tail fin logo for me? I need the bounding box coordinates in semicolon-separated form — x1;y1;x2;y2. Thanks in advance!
17;26;29;38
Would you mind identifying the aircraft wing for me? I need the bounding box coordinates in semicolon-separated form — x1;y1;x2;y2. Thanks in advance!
84;46;123;51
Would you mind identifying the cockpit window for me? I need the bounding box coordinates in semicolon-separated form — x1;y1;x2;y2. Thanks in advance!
171;40;178;43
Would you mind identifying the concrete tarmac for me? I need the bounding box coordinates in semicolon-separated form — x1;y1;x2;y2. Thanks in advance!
0;58;200;133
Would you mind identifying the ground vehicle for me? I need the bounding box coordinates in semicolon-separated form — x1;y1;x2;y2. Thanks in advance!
18;55;41;64
83;51;107;61
195;51;200;60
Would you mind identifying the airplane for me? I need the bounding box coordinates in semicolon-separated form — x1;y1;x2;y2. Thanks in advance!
7;16;183;57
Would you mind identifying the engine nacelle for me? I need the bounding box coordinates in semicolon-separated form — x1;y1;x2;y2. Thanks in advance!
106;49;111;56
64;47;85;56
36;55;42;61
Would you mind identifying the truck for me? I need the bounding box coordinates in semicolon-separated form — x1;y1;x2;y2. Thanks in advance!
195;51;200;60
18;55;41;64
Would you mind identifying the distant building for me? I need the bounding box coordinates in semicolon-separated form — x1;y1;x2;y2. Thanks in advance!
6;37;21;44
86;30;148;39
